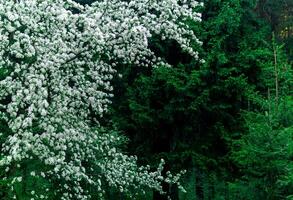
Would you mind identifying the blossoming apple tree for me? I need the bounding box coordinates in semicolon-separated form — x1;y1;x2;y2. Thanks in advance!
0;0;202;199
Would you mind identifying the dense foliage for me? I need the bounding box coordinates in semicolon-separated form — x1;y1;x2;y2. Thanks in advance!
0;0;292;200
110;0;293;199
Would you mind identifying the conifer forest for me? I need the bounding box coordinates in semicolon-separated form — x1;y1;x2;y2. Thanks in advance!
0;0;292;199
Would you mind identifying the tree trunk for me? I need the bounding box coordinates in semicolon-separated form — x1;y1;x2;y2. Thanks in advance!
272;36;279;111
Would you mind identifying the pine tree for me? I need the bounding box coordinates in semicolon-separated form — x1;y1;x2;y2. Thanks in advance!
231;39;293;200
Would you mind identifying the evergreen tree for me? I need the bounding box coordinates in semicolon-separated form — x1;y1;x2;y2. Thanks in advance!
231;35;293;200
111;0;292;199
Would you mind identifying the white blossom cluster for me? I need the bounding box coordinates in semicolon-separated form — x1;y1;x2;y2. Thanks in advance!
0;0;202;199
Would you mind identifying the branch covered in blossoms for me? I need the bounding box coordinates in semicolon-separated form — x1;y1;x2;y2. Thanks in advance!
0;0;202;199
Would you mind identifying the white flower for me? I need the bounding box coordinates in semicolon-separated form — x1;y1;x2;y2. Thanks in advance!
0;0;200;198
6;24;15;32
5;167;9;172
16;177;22;182
41;172;45;177
40;109;47;116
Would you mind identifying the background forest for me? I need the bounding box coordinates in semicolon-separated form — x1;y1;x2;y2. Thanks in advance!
108;0;293;199
0;0;292;200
